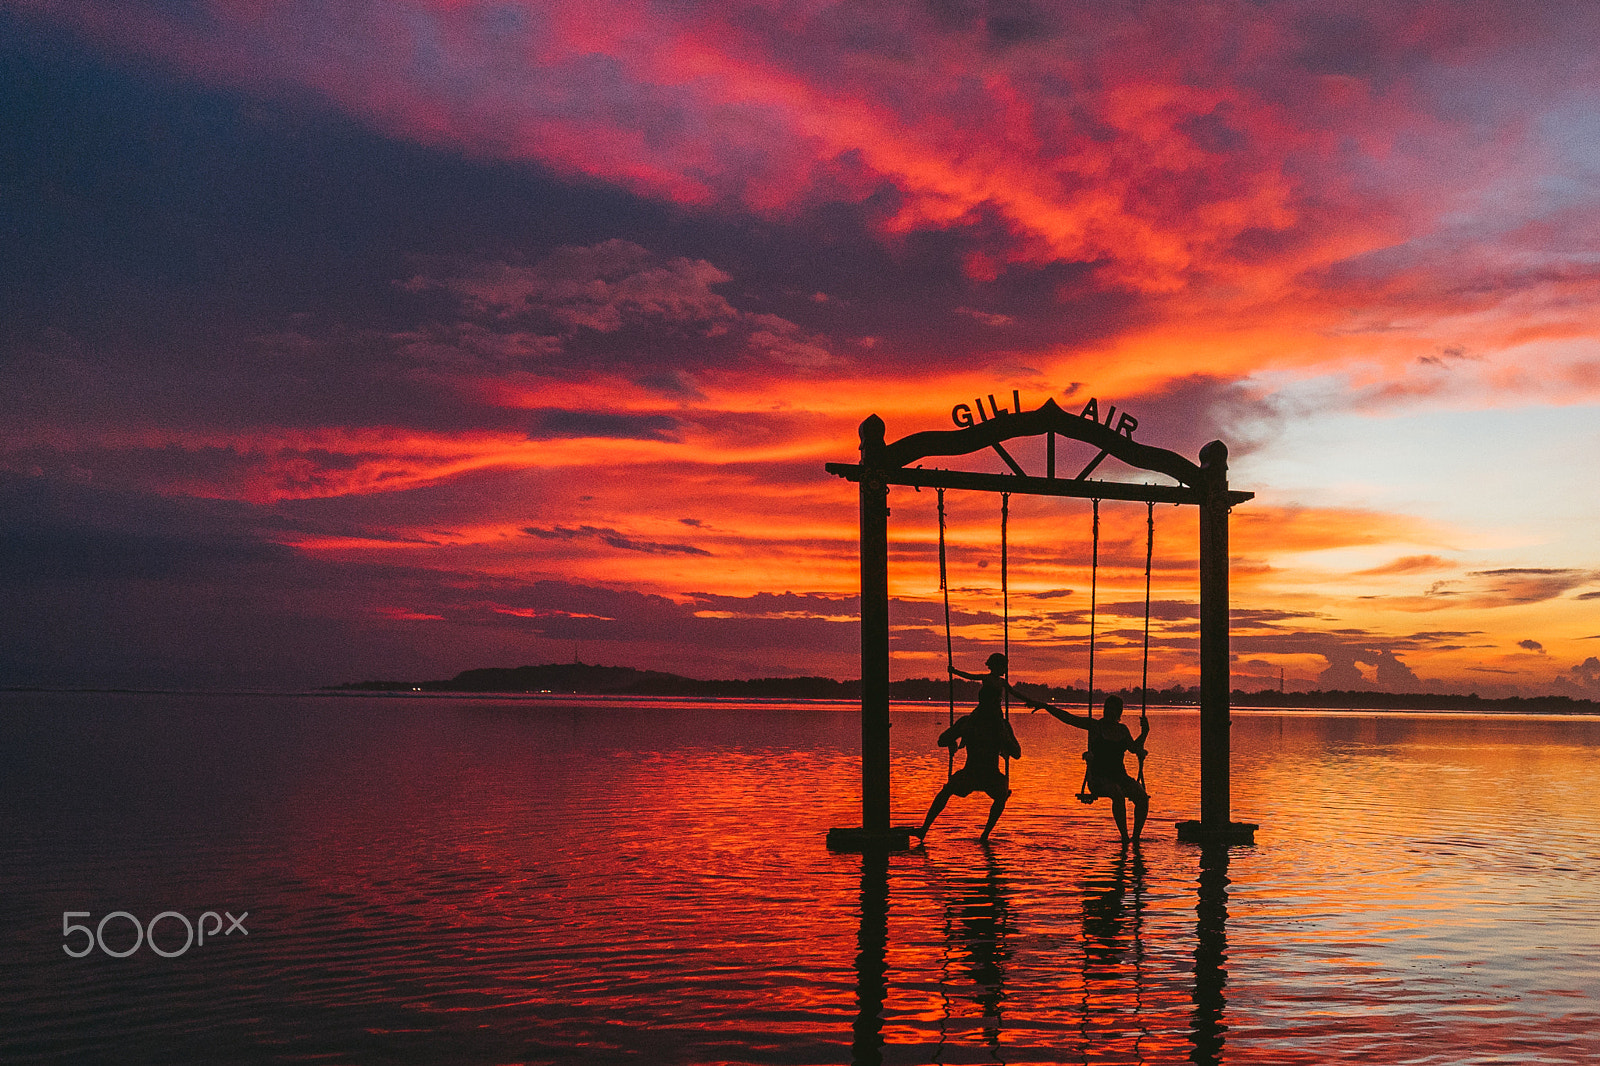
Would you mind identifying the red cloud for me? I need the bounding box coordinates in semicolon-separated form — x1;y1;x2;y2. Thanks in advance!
21;0;1566;296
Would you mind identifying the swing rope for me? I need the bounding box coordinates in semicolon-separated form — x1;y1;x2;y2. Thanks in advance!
1001;493;1012;777
938;488;954;779
1137;500;1154;786
1077;499;1102;803
1001;492;1010;701
1086;498;1099;715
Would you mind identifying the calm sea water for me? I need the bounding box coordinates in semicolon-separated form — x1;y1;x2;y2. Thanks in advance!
1;692;1597;1065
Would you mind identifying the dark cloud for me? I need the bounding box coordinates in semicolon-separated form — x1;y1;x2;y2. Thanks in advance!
1518;639;1545;653
1233;607;1327;627
1092;375;1288;463
527;409;683;442
1229;626;1483;693
684;591;859;619
403;241;739;333
0;473;861;686
1293;12;1382;78
1554;656;1600;699
1096;599;1202;622
0;475;294;585
521;525;713;556
1416;345;1480;368
1462;568;1599;604
1472;567;1579;576
1179;107;1249;155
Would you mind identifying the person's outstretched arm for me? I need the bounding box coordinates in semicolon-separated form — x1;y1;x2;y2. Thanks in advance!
1036;702;1091;729
950;665;983;682
1002;679;1035;702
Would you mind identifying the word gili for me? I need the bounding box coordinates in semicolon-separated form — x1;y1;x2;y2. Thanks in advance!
952;391;1138;438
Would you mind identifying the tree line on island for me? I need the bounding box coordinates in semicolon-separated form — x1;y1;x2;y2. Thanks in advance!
332;662;1600;715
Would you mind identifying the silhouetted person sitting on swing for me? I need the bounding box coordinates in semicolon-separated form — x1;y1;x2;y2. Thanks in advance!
1035;694;1150;845
912;653;1024;843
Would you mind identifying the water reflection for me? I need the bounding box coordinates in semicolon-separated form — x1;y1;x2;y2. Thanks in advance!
852;849;889;1066
939;842;1015;1059
1190;844;1231;1066
7;697;1600;1065
1082;846;1146;968
849;840;1242;1064
1079;846;1152;1064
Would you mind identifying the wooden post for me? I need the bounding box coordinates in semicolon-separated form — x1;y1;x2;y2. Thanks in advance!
828;415;911;850
859;415;891;834
1178;441;1257;845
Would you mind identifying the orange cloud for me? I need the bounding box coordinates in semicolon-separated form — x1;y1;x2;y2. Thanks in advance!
1353;554;1457;576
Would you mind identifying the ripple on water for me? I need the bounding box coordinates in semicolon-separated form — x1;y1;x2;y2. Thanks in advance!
2;695;1599;1064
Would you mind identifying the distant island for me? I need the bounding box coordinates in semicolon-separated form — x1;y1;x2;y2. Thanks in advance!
331;662;1600;715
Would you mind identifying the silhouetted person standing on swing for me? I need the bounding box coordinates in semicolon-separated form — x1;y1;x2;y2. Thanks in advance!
912;653;1024;843
1037;694;1150;845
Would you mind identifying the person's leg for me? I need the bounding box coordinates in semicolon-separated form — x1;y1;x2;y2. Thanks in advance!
978;788;1010;842
913;783;955;837
1127;778;1149;843
1111;795;1130;843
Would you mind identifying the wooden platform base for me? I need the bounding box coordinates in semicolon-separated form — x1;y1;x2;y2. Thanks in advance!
1176;820;1258;846
827;825;919;852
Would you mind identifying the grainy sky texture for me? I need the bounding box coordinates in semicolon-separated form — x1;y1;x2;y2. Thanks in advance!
3;1;1599;694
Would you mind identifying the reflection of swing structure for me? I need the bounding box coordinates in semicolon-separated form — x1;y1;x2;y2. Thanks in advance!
826;397;1259;849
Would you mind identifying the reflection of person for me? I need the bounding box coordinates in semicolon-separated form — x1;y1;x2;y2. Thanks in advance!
1082;847;1146;968
911;653;1024;842
954;842;1013;1049
1036;694;1150;845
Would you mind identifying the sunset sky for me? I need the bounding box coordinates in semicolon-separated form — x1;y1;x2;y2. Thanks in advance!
4;1;1599;696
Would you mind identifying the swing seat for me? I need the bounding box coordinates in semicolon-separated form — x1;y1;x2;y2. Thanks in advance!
1077;753;1102;803
1077;749;1148;804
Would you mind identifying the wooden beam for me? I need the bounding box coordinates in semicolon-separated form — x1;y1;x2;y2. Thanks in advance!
825;462;1254;507
1074;448;1110;481
990;441;1027;477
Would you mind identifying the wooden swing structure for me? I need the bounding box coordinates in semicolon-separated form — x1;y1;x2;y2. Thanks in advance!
932;489;1151;801
825;397;1258;850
